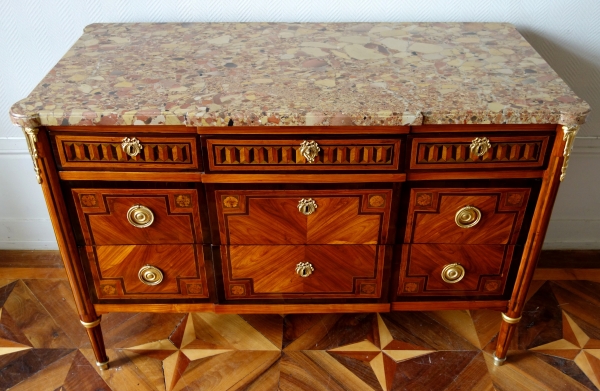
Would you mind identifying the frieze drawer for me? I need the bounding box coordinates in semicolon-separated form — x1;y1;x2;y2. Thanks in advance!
205;138;401;171
53;134;200;171
409;134;552;170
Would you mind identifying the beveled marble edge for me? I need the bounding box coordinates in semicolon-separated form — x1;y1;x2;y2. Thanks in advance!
8;107;589;128
8;22;591;129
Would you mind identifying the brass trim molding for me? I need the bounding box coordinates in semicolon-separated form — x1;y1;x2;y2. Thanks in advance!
493;353;507;366
80;317;102;329
22;126;41;184
561;125;580;181
96;358;110;370
501;312;522;324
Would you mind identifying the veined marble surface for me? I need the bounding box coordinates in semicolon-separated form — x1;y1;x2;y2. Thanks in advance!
9;22;590;128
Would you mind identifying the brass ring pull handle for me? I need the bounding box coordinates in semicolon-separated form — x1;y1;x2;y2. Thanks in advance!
470;137;491;157
298;198;317;215
127;205;155;228
138;265;164;285
300;140;320;163
455;205;481;228
121;137;143;157
296;262;314;278
441;263;465;283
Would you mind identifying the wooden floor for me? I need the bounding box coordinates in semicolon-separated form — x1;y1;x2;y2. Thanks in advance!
0;252;600;390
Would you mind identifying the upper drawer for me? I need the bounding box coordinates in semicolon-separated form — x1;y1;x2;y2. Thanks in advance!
409;134;552;170
404;188;531;245
205;138;401;171
72;189;203;245
53;134;199;171
213;188;393;245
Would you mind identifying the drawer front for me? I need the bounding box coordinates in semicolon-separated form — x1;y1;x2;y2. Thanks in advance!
53;134;199;170
405;188;531;245
85;244;209;299
221;245;385;299
206;139;401;171
397;244;514;297
410;135;551;170
72;189;203;245
215;189;393;245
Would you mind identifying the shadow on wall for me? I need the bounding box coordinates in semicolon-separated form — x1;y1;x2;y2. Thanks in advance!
519;28;600;136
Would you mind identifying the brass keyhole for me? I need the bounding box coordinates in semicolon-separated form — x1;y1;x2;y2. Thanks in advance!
295;262;314;278
297;198;317;215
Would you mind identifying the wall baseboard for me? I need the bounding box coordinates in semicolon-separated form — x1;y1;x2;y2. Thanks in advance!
538;250;600;268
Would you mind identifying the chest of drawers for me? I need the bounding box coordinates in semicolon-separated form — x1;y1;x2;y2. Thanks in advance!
10;22;589;370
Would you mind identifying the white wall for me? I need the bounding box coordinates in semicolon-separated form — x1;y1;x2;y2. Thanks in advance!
1;0;599;249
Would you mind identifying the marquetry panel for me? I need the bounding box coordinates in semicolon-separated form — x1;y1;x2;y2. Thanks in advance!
72;189;203;246
404;188;531;245
409;135;550;169
53;135;199;170
397;244;514;297
221;245;386;299
214;189;393;245
206;139;401;171
85;244;209;299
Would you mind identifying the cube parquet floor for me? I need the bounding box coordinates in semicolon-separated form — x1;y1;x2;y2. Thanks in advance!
1;269;600;390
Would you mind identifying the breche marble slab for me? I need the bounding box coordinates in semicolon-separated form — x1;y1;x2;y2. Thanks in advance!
9;22;590;128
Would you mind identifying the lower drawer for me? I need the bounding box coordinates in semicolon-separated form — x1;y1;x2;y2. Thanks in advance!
84;244;210;300
397;244;515;297
220;245;386;299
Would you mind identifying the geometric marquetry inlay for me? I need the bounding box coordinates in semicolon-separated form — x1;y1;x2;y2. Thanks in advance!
54;135;199;170
207;139;401;171
63;141;192;163
411;136;550;169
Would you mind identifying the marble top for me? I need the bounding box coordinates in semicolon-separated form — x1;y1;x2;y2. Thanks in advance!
10;22;590;128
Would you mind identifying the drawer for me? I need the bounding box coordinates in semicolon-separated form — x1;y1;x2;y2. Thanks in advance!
220;245;386;299
84;244;210;299
53;134;199;170
72;189;203;245
397;244;514;297
409;134;552;170
213;189;393;245
205;138;401;171
404;188;531;245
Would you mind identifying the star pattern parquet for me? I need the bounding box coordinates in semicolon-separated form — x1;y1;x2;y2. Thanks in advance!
1;274;600;390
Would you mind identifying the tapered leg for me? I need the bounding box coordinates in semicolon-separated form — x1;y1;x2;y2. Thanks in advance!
493;125;578;365
21;127;110;369
493;312;522;366
81;317;110;369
